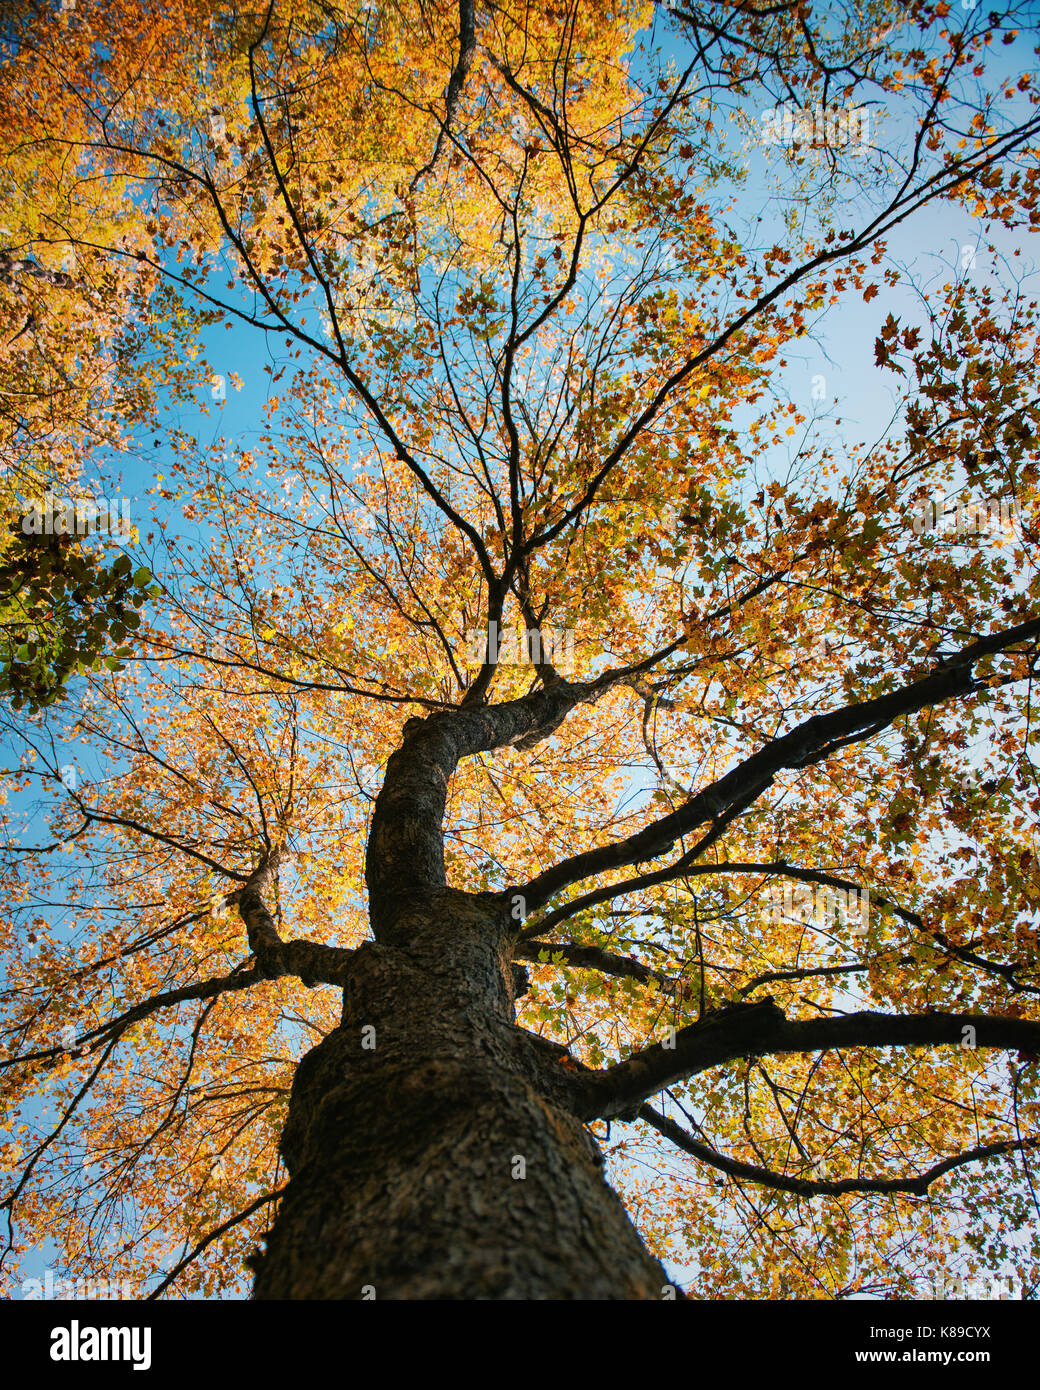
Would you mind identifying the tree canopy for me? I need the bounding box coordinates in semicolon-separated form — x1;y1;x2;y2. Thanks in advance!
2;0;1040;1300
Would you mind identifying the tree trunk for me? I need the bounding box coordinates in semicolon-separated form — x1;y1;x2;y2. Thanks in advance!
251;892;670;1299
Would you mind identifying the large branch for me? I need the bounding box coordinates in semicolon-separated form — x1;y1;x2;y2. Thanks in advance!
640;1104;1039;1198
4;942;352;1077
409;0;477;189
579;1001;1040;1121
2;858;352;1077
236;850;353;987
1;966;262;1074
515;616;1040;919
369;576;815;928
367;662;648;929
515;939;672;989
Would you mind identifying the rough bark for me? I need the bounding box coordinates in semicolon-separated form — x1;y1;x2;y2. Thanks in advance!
251;891;670;1299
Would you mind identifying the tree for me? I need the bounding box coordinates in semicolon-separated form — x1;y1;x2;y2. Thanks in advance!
2;0;1040;1300
0;514;155;711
